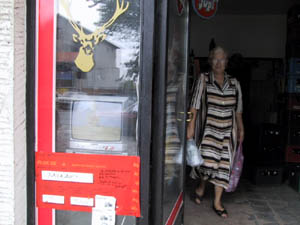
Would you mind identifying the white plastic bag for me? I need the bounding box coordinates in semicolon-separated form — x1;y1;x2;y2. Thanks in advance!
186;139;204;167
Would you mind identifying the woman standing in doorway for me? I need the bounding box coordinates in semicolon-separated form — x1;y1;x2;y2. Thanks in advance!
187;46;244;218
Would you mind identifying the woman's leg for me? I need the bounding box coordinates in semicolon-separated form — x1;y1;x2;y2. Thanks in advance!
213;185;228;218
194;177;206;204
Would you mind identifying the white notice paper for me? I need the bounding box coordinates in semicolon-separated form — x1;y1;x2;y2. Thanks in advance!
42;194;64;204
95;195;116;211
91;208;116;225
92;195;117;225
41;170;93;183
70;197;94;207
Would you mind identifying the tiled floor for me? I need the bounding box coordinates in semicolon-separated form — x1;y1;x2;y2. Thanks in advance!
184;178;300;225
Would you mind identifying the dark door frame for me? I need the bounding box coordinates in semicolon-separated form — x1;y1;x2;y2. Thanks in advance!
26;0;36;224
151;0;169;224
138;0;155;224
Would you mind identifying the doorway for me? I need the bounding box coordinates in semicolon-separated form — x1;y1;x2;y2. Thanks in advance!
183;1;300;224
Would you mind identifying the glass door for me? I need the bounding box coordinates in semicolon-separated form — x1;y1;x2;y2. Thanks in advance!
151;0;189;224
163;1;189;224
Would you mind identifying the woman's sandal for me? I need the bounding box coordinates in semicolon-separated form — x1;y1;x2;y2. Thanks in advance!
192;191;204;205
212;204;228;218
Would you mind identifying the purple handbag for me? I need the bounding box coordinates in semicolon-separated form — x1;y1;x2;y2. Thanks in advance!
226;143;244;192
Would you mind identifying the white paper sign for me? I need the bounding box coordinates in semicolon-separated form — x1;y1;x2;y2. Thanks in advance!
91;208;115;225
41;170;93;183
42;194;64;204
92;195;117;225
70;197;94;207
95;195;116;211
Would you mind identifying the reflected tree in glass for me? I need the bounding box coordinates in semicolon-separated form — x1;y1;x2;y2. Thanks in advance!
88;0;140;82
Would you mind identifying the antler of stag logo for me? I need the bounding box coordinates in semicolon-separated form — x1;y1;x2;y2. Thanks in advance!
60;0;129;72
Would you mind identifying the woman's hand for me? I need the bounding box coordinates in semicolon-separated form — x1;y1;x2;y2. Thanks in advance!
187;123;195;139
237;129;244;143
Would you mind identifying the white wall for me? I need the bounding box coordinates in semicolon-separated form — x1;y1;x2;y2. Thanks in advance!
0;0;27;224
190;13;287;58
0;1;15;223
14;0;27;224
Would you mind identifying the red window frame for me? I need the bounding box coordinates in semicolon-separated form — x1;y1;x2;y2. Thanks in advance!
36;0;55;224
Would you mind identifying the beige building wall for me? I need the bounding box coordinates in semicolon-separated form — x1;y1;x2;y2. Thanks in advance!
0;0;27;224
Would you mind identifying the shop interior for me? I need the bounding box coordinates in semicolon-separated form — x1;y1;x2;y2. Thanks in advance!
183;0;300;224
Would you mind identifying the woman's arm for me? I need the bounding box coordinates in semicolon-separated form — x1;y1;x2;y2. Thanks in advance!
187;74;204;139
235;79;244;143
236;112;244;143
187;107;198;139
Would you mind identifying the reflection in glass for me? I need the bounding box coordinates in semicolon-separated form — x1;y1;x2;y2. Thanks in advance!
54;0;140;224
71;101;122;141
163;0;189;224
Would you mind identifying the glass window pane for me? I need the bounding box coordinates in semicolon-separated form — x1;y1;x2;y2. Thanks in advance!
54;0;141;224
55;0;140;155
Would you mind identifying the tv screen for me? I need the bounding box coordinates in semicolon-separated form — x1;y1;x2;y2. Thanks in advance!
71;101;122;142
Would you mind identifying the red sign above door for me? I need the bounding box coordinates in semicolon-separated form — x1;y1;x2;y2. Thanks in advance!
192;0;218;19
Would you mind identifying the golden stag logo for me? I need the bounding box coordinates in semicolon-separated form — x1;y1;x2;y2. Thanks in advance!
60;0;129;72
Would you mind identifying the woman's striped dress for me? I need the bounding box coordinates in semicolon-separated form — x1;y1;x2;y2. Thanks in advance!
191;72;243;189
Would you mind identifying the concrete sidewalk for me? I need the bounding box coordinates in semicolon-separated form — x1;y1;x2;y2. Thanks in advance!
184;178;300;225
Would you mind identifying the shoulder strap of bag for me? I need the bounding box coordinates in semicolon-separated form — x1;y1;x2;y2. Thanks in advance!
194;73;207;147
233;78;239;111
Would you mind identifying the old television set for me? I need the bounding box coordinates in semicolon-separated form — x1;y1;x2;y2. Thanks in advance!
55;92;137;155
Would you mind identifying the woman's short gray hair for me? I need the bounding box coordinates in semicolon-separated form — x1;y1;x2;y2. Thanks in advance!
208;46;228;66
